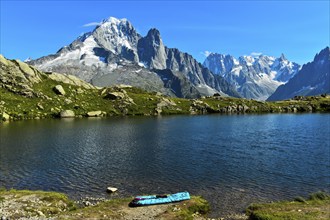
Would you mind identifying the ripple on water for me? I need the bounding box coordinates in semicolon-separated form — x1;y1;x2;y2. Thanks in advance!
0;114;329;216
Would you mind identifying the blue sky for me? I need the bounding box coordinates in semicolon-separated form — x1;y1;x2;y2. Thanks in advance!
0;1;329;64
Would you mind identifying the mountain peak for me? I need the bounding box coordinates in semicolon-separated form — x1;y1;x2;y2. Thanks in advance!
28;15;240;98
314;46;330;61
102;16;128;25
279;53;287;61
147;28;161;38
268;47;330;101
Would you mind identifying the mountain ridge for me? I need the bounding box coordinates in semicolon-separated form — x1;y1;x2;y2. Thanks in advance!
267;46;330;101
28;17;240;99
203;52;300;100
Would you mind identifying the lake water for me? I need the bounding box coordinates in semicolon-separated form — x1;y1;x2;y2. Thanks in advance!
0;114;329;216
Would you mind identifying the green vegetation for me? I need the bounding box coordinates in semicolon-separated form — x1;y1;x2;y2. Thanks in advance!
2;189;330;219
173;196;211;220
1;80;330;122
57;198;133;219
0;189;210;219
0;189;76;218
246;192;330;220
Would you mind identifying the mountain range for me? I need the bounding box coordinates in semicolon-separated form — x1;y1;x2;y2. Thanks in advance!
268;47;330;101
28;17;239;99
203;53;300;100
27;17;329;101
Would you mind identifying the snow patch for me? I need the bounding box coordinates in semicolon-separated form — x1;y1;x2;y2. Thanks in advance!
233;58;239;65
196;84;223;96
138;62;148;68
231;66;242;76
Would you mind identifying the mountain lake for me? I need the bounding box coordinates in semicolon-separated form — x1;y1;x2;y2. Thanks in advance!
0;113;329;216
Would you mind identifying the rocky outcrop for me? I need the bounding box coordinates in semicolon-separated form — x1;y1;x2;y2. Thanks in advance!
105;91;125;100
155;97;178;114
0;55;43;98
0;55;97;101
103;88;135;105
189;100;212;114
138;28;167;69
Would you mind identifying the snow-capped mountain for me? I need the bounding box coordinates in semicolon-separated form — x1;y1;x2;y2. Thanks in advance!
268;47;330;101
203;53;300;100
29;17;239;98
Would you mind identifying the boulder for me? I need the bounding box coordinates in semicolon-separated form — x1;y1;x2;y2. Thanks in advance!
60;110;75;118
158;98;177;107
87;111;103;117
104;92;126;100
107;187;118;193
1;112;10;121
104;91;135;105
53;85;66;95
15;60;41;83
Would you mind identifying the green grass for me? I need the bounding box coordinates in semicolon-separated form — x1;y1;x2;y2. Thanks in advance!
0;189;210;220
246;192;330;220
0;189;77;217
160;196;210;220
58;198;132;219
1;75;330;122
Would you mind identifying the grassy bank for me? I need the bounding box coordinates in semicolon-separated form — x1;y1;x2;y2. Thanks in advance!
0;189;210;220
246;192;330;220
1;189;329;219
1;80;330;122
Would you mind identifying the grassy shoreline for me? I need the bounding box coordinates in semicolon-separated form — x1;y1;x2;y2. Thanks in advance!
0;189;329;219
1;82;330;122
246;191;330;220
0;189;210;220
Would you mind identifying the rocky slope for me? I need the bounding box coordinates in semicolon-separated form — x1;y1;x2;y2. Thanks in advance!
28;17;239;99
268;47;330;101
203;53;300;100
